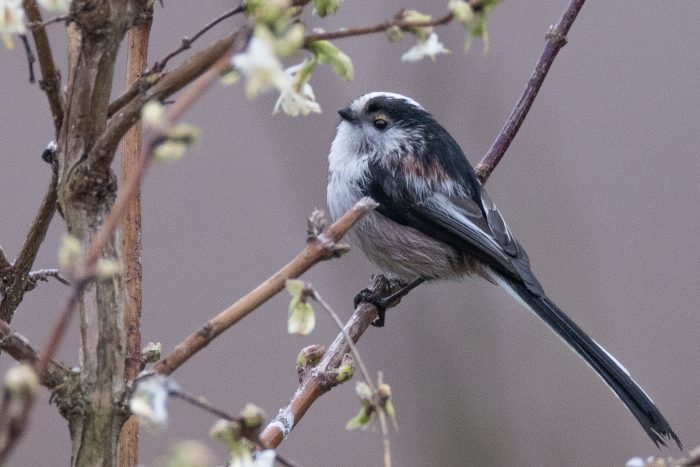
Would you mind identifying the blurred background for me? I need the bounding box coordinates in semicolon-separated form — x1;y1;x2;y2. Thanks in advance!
1;1;699;465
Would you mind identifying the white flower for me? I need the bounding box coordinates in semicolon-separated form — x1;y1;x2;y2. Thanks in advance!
253;450;276;467
401;33;450;62
273;62;321;117
232;36;287;98
129;375;179;430
37;0;71;13
0;0;26;49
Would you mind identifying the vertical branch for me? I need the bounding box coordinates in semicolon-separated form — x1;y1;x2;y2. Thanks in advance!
22;0;64;134
117;15;152;467
475;0;586;183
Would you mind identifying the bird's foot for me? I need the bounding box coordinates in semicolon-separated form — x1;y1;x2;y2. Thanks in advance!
353;277;425;327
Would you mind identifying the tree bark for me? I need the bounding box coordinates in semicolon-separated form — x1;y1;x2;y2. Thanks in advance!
55;1;144;465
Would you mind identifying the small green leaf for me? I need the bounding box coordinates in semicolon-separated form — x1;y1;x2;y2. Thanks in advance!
345;405;371;430
288;298;315;335
285;279;305;297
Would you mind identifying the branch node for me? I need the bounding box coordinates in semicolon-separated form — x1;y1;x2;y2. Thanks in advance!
197;323;215;340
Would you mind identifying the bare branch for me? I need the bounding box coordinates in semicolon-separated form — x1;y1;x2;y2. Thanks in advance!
148;5;245;74
21;0;64;133
0;320;70;390
154;198;378;376
118;14;152;467
303;12;453;45
475;0;587;183
0;179;57;323
98;27;250;165
19;35;36;83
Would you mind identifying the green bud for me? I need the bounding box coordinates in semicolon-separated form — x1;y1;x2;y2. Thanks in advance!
169;124;201;146
308;40;354;81
296;344;326;367
448;0;474;25
312;0;341;17
142;342;162;364
400;10;433;41
58;234;82;272
240;403;266;428
96;258;120;279
334;353;355;383
209;419;239;446
385;25;404;43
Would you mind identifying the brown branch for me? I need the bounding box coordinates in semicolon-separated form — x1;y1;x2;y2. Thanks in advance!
118;14;152;467
0;320;69;390
0;178;58;323
310;289;392;467
22;0;64;133
0;25;252;466
260;0;588;450
153;198;378;376
259;276;387;449
303;12;453;45
148;4;245;74
35;25;250;385
98;27;249;166
475;0;586;183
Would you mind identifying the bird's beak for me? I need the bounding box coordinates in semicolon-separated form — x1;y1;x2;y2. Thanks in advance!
337;107;355;122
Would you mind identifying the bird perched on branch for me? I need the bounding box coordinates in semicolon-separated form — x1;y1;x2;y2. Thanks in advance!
326;91;681;449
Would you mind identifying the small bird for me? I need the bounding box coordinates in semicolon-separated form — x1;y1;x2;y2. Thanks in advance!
326;91;681;449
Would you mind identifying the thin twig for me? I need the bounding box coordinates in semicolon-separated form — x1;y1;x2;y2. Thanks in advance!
170;388;301;467
260;0;588;451
303;12;453;45
100;27;250;163
108;6;245;119
475;0;587;183
26;14;70;29
22;0;64;133
19;35;36;83
148;4;245;74
310;289;391;467
25;269;70;290
154;198;378;376
170;389;238;421
118;14;152;467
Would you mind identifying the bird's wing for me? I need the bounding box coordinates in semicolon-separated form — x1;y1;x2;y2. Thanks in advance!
364;161;543;294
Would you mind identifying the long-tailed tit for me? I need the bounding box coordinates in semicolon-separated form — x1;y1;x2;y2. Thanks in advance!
326;91;681;449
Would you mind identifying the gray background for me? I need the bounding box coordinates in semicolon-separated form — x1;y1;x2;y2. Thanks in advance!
1;1;699;466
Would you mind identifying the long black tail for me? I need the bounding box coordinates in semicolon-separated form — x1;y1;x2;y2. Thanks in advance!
497;275;682;449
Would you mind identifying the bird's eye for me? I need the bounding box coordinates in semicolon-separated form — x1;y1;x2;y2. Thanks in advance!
373;118;388;130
